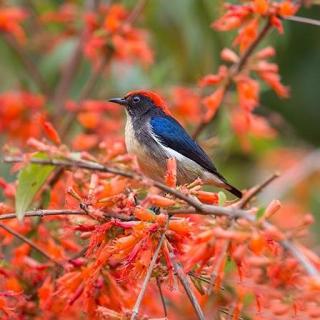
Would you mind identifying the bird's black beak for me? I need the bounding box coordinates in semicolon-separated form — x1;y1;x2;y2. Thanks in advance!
108;97;128;106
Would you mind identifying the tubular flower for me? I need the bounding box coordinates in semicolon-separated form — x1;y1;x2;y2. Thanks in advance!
213;1;299;37
0;92;45;143
0;7;27;43
83;4;153;68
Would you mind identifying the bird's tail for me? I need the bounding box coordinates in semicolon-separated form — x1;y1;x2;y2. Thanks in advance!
225;182;242;198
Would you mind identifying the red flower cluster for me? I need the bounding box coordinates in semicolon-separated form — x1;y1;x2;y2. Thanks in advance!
83;4;153;68
66;99;124;151
213;0;298;51
0;92;45;144
198;0;297;148
0;7;27;43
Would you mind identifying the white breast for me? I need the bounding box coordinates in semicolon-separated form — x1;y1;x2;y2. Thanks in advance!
125;116;166;181
124;115;140;155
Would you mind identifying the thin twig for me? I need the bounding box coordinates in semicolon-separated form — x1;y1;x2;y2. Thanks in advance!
169;245;206;320
236;172;279;209
3;155;320;281
0;208;135;222
2;34;50;95
126;0;149;24
131;219;169;320
0;222;63;268
0;209;85;221
192;19;272;139
156;277;168;318
286;15;320;27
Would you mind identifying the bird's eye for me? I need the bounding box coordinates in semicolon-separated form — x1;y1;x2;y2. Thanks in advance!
132;96;140;104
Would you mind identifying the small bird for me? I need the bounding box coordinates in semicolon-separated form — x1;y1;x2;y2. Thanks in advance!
109;90;242;198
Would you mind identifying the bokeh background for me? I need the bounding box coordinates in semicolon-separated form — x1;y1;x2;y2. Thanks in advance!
1;0;320;239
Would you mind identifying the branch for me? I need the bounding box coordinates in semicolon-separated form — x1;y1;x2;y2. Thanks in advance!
130;219;168;320
156;277;168;319
3;156;204;212
236;172;279;209
2;34;50;96
192;19;272;139
0;208;134;222
0;222;63;268
0;209;85;221
286;15;320;27
3;155;320;281
169;245;206;320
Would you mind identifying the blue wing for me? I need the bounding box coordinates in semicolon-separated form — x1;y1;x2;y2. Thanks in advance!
150;115;225;181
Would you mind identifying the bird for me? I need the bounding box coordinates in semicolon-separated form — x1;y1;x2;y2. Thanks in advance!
109;90;242;198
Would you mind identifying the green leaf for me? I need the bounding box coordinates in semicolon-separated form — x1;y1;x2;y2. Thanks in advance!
218;191;227;206
256;207;266;220
15;153;55;221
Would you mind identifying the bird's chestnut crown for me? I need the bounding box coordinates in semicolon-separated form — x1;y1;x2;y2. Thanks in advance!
109;90;170;117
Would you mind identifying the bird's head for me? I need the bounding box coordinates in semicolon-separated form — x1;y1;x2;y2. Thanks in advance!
109;90;171;118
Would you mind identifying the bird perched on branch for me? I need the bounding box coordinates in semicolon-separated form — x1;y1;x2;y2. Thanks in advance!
109;90;242;198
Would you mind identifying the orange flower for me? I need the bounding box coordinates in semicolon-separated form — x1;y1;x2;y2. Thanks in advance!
249;233;267;255
278;0;298;17
42;121;61;145
72;133;98;150
38;277;54;310
83;4;153;67
258;71;290;98
170;87;201;124
254;0;269;15
41;4;77;24
234;18;259;52
199;66;228;87
134;207;156;222
212;4;252;31
255;46;276;59
0;91;45;143
77;112;100;129
147;195;175;207
235;75;260;112
203;87;225;120
165;158;177;188
0;7;27;43
103;4;127;32
169;219;191;235
231;110;276;151
221;48;239;63
195;191;219;205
